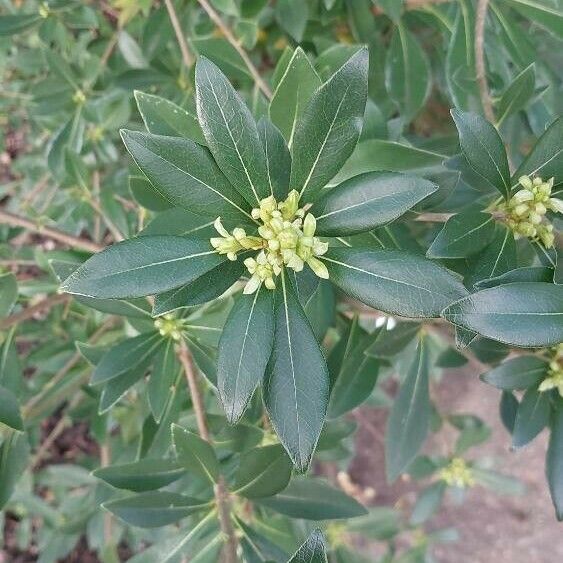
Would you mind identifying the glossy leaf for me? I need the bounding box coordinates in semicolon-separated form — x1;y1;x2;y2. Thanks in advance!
290;48;369;202
121;130;252;223
385;339;430;481
0;273;17;318
218;287;275;424
481;356;549;390
410;481;446;525
263;272;330;471
547;400;563;520
442;282;563;347
496;64;535;127
506;0;563;39
269;47;321;146
276;0;308;42
0;14;41;36
148;340;179;422
61;236;223;299
134;90;205;144
512;387;550;448
257;117;291;200
233;444;292;498
288;529;327;563
93;458;186;492
257;478;367;520
324;248;467;318
0;432;29;510
312;172;437;237
0;386;23;431
103;492;210;528
172;424;220;483
195;56;270;204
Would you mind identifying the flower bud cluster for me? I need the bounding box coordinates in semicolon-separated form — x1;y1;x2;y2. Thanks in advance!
154;314;184;341
438;457;475;488
498;175;561;248
210;190;329;294
539;343;563;398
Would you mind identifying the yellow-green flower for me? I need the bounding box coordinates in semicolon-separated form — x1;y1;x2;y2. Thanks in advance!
438;458;475;488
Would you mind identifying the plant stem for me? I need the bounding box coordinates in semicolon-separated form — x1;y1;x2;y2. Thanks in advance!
195;0;272;100
164;0;194;69
372;0;452;14
0;294;70;331
0;209;104;253
475;0;495;123
176;340;238;563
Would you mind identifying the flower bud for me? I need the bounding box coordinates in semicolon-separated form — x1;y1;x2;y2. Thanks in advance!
512;189;534;204
303;214;316;237
548;198;563;214
279;190;300;220
307;257;329;279
518;175;533;190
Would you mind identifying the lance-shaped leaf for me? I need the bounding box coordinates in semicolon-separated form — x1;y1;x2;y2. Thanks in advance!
269;47;322;146
121;130;252;223
290;48;369;202
233;444;292;498
427;210;496;259
385;338;430;482
93;458;186;492
505;0;563;39
547;400;563;520
258;117;291;200
512;387;550;448
496;64;535;127
451;109;511;199
134;90;205;144
263;272;330;471
0;386;23;431
323;248;467;318
148;339;180;422
195;56;270;205
257;478;367;520
0;273;17;318
0;14;41;36
442;282;563;347
311;172;437;236
512;116;562;192
103;492;210;528
92;333;162;385
218;287;275;424
385;23;431;122
172;424;220;483
61;236;223;299
288;529;328;563
481;356;549;391
0;432;29;510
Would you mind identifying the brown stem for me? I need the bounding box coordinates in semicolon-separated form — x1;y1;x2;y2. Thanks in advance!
176;340;238;563
475;0;495;123
164;0;195;69
414;212;454;223
0;209;104;253
373;0;452;14
100;443;113;543
196;0;272;99
0;294;70;331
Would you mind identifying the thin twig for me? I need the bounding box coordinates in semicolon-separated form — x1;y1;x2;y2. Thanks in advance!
372;0;452;14
100;443;113;543
164;0;194;68
196;0;272;99
0;209;103;253
475;0;495;123
414;212;454;223
0;294;70;331
177;340;238;563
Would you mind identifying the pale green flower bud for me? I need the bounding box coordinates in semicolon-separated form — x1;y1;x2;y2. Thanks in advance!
270;217;284;233
534;202;547;216
244;274;261;294
307;257;329;279
313;239;329;256
518;175;533;190
528;212;542;225
265;277;276;290
278;228;299;249
533;177;543;187
279;189;300;220
258;225;275;240
513;203;530;216
548;198;563;214
303;214;316;237
233;228;246;240
512;189;534;204
214;217;230;237
268;239;280;251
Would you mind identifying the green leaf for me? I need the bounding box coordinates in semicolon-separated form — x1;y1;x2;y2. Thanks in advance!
217;287;275;424
129;175;172;212
195;56;270;205
121;130;252;223
385;339;431;481
496;64;535;127
148;340;180;422
118;30;148;68
103;492;210;528
512;116;562;191
475;266;554;289
442;282;563;347
134;91;205;145
257;478;367;520
172;424;220;483
0;14;41;36
237;517;289;562
427;210;496;259
0;273;17;318
324;248;467;318
269;47;321;146
257;117;291;200
233;444;293;498
263;272;330;471
512;387;550;448
153;259;245;316
61;236;223;299
547;400;563;520
328;317;380;418
385;23;430;122
275;0;309;42
288;529;327;563
290;48;369;202
410;481;446;525
505;0;563;39
99;368;146;414
472;467;525;495
93;459;186;492
311;172;437;237
47;111;84;180
451;109;511;199
346;507;401;540
0;432;29;509
500;391;519;433
481;356;549;390
92;333;161;385
367;321;420;357
0;386;23;431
